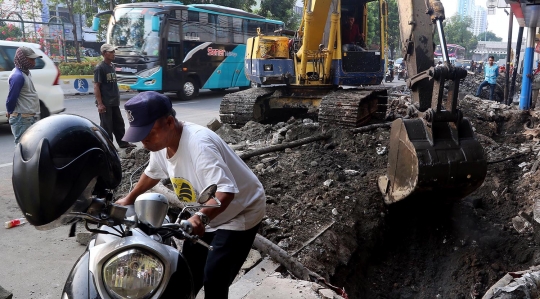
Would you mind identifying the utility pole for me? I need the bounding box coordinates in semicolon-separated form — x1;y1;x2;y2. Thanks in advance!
504;9;513;104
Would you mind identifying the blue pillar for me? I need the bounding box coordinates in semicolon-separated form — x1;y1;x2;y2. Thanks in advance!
520;27;536;110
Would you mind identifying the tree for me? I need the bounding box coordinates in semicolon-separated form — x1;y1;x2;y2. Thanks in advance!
443;15;478;59
0;23;23;40
386;0;400;59
49;0;88;62
476;31;502;42
257;0;299;29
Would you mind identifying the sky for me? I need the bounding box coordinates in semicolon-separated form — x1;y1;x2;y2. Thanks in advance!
440;0;521;42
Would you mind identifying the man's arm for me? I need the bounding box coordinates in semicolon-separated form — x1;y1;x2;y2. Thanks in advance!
115;173;160;206
6;72;25;114
93;67;106;113
188;191;235;236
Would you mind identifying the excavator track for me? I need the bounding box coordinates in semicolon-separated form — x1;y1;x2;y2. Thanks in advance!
318;89;388;128
219;87;276;127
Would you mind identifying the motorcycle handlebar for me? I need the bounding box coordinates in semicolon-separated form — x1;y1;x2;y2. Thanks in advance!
163;220;214;251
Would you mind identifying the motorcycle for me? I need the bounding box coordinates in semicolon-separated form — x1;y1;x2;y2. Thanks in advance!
62;182;220;299
385;68;394;83
397;66;408;80
11;114;222;299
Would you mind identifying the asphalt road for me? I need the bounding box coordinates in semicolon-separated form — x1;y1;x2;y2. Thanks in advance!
0;89;225;299
0;80;406;299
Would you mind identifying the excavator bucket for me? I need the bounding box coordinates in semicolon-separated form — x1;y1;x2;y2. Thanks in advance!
378;117;487;205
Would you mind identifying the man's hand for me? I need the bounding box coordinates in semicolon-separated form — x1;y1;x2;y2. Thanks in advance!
528;73;533;79
5;113;9;118
97;103;106;114
188;215;206;237
115;197;134;206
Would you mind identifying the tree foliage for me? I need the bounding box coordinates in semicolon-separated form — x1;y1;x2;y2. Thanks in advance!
366;0;400;59
476;31;502;42
386;0;400;59
0;23;23;40
443;15;478;59
257;0;299;29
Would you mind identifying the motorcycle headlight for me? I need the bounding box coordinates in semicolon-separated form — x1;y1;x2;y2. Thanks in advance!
102;249;164;299
137;66;160;78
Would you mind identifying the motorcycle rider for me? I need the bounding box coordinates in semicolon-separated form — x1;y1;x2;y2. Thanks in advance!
399;60;407;79
116;91;266;298
386;60;395;81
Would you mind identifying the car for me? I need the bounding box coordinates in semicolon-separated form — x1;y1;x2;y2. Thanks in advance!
82;48;100;57
395;58;403;65
0;41;65;124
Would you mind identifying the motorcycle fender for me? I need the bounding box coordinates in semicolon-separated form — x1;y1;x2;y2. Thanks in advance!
160;250;195;299
63;250;101;299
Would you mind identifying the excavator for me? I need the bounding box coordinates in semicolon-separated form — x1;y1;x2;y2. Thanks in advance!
219;0;487;204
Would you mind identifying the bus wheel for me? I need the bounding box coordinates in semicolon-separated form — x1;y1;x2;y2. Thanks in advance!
178;78;199;100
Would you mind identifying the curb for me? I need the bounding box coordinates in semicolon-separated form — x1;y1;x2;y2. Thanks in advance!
60;75;94;96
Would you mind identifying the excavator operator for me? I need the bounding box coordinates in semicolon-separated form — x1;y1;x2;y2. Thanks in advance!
342;16;366;52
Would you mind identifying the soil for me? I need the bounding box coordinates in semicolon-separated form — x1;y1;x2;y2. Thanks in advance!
116;72;540;299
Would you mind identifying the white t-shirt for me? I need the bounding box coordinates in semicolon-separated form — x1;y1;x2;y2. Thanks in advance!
144;122;266;232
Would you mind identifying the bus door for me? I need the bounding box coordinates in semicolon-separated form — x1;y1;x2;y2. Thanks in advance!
163;20;183;92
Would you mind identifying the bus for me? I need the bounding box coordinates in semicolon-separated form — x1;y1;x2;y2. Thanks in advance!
93;2;284;100
434;44;466;60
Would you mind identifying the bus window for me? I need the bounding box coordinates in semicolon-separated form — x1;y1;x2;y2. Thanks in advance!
188;11;199;22
167;23;181;68
247;20;264;36
217;15;229;43
233;17;243;44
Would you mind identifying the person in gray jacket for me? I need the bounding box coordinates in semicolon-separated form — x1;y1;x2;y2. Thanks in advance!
5;46;41;144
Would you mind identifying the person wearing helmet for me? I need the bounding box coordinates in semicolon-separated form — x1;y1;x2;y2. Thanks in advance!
5;46;42;144
116;91;266;298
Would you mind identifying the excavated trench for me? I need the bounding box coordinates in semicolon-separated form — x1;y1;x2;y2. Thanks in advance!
116;73;540;298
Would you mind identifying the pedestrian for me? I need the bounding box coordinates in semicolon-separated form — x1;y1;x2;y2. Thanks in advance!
471;60;476;72
477;61;484;73
115;91;266;298
475;56;499;101
527;60;540;109
94;43;135;149
5;46;42;144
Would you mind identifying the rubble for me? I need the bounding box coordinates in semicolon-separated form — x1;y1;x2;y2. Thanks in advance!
115;83;540;298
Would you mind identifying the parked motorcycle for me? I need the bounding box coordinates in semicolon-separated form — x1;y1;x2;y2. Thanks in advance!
12;114;220;299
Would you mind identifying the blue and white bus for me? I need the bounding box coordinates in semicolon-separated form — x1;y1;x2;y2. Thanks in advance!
93;2;284;100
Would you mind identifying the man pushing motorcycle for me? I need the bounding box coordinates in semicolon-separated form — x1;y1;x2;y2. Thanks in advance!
115;91;266;298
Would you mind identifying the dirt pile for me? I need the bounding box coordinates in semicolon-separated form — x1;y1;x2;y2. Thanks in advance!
116;91;540;298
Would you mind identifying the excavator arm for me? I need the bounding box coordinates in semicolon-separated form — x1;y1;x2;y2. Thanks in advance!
378;0;487;204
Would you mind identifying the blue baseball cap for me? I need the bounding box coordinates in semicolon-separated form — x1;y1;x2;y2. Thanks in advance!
122;91;176;142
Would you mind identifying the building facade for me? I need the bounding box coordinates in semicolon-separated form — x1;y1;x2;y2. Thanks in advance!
472;6;488;36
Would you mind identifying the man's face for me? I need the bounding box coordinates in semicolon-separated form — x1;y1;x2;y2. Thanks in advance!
141;116;171;152
103;50;115;60
27;58;36;68
348;18;354;24
488;58;494;65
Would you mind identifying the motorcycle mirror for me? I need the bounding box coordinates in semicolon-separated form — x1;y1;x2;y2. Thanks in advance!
198;184;217;204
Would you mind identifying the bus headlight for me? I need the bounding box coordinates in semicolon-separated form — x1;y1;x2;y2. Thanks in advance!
263;64;273;71
137;66;161;78
102;249;164;299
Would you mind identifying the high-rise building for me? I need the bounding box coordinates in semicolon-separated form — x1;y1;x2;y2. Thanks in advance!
458;0;475;18
472;6;488;36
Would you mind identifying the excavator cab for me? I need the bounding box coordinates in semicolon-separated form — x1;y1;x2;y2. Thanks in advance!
378;0;487;204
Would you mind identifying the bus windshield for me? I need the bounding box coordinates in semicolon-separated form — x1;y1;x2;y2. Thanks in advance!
109;7;162;55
